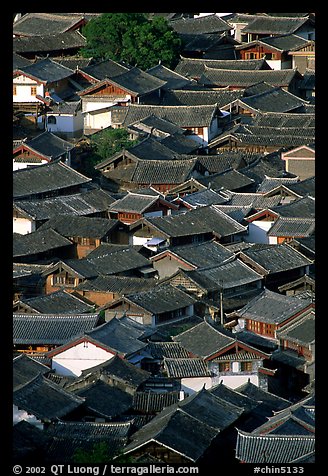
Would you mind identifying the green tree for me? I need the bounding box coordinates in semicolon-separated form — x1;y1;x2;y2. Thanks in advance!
81;13;182;69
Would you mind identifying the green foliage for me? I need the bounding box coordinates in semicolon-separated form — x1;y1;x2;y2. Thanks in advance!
72;441;111;463
81;13;182;69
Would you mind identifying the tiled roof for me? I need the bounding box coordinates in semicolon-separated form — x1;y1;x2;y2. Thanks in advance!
173;320;235;359
16;289;94;314
186;258;263;291
239;87;306;113
13;354;51;390
109;193;161;214
145;342;190;360
131;158;198;184
216;190;281;209
209;381;259;413
13;374;85;421
80;58;129;80
38;215;119;238
252;112;315;128
13;30;86;54
200;66;300;88
13;228;73;258
14;188;115;220
13;52;31;69
14;131;74;160
122;104;220;128
241;15;311;35
13;12;89;36
132;391;180;413
176;188;228;207
13;160;91;199
76;274;157;294
146;64;194;90
162;88;244;107
145;204;247;238
14;57;74;83
235;288;312;324
174;57;270;78
235;429;315;463
170;14;232;35
236;380;291;412
283;177;315;199
13;312;100;345
255;34;312;52
267;217;315;237
13;262;52;279
276;311;315;345
124;283;196;315
256;176;299;193
272;196;315;218
164;357;211;378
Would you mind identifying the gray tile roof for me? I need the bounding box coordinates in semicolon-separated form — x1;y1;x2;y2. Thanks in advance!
236;380;291;412
79;58;129;80
14;188;115;221
76;274;157;294
13;373;85;421
254;34;312;52
200;66;301;88
170;14;231;35
81;354;151;389
132;391;180;413
276;311;315;346
236;288;312;324
13;12;88;37
271;196;315;218
131;158;198;185
175;188;228;207
238;86;306;113
14;57;74;83
124;283;196;315
252;111;315;128
145;342;190;360
173;320;235;359
38;215;119;238
16;289;95;314
174;57;270;78
13;30;86;54
146;64;194;90
256;176;299;193
13;228;73;258
267;217;315;237
13;354;51;390
109;193;163;214
13;160;91;200
145;204;247;239
122;104;221;128
13;52;32;69
162;88;244;107
235;429;315;463
13;312;100;345
15;131;74;160
74;379;133;418
209;381;259;413
163;357;211;378
283;177;315;198
241;15;311;35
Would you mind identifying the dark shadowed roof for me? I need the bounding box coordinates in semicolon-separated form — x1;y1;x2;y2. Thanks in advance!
13;228;73;258
38;215;119;238
13;12;89;37
13;30;86;55
13;160;91;199
13;312;100;345
13;374;85;421
16;289;95;314
146;64;194;90
13;354;51;389
14;131;74;160
14;57;74;83
241;15;312;35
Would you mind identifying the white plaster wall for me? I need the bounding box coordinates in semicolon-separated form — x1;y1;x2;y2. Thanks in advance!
13;217;35;234
47;112;84;135
13;159;48;171
51;341;115;376
216;373;259;389
13;76;44;102
181;376;212;395
246;221;273;243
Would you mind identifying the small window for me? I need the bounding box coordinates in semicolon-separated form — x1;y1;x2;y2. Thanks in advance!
31;86;37;96
13;85;17;95
48;115;57;124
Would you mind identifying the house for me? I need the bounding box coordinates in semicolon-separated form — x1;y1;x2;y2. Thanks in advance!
278;274;315;298
163;357;212;395
173;320;272;389
239;14;315;43
78;67;166;132
13;353;53;390
235;34;314;70
235;393;315;463
13;228;74;264
42;245;154;294
13;373;85;429
13;58;75;124
13;131;75;170
101;283;197;327
281;145;315;180
44;100;84;140
266;217;315;244
131;204;248;248
13;187;116;235
171;188;228;211
44;420;131;463
13;311;100;355
13;12;93;38
174;56;271;82
13;159;92;201
13;262;52;301
199;66;303;96
232;288;313;342
37;215;121;258
150;240;234;279
13;289;95;314
47;316;150;376
146;64;195;91
108;191;178;224
13;30;87;60
74;274;157;307
120;103;225;146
